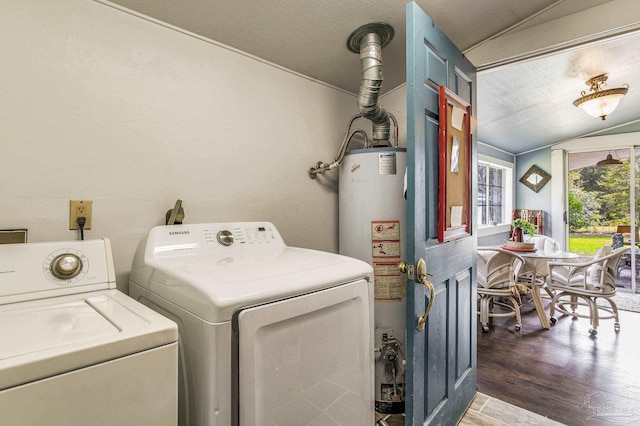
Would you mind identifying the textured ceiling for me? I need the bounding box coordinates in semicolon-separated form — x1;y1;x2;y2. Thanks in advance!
479;31;640;153
104;0;640;154
105;0;566;94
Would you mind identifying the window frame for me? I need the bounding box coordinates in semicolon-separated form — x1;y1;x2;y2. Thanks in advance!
477;154;513;237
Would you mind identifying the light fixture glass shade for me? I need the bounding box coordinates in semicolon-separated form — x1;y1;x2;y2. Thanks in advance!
574;91;626;120
573;74;629;120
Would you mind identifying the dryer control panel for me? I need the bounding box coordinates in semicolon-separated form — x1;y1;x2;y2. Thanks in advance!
208;224;278;247
147;222;286;257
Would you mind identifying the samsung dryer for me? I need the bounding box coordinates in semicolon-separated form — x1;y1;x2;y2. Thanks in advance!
129;222;374;426
0;238;178;426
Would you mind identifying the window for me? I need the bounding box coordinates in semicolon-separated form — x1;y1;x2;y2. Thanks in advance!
478;157;513;227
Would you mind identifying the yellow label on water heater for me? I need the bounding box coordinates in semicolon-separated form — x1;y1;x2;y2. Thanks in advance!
372;220;403;301
372;221;400;240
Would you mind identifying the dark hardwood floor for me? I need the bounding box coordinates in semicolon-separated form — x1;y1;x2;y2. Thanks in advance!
477;297;640;425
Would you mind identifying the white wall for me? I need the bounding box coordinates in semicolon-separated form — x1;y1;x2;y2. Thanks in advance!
380;84;407;148
0;0;358;291
516;148;553;234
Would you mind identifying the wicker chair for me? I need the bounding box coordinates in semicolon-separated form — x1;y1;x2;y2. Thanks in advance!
477;247;526;333
547;246;627;336
525;235;561;252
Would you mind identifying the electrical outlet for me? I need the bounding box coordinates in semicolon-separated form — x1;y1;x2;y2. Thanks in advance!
69;200;93;230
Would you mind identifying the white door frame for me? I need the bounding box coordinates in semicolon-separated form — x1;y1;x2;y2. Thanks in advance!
552;133;638;291
550;149;568;248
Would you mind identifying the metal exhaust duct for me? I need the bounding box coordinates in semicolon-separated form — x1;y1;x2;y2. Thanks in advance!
347;23;394;145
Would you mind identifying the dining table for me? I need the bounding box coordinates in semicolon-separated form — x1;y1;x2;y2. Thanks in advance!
500;246;580;329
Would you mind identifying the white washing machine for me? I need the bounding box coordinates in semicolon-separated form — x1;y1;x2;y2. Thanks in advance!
0;239;179;426
128;222;375;426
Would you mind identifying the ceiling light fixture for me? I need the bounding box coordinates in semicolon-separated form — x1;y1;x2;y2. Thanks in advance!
596;150;623;167
573;74;629;120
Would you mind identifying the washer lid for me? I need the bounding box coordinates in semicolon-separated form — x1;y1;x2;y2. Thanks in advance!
1;298;118;360
0;290;178;390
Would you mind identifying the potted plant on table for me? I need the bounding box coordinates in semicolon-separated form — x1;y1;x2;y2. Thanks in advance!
511;219;536;242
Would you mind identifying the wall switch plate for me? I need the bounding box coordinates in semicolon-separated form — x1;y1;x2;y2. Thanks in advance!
69;200;93;230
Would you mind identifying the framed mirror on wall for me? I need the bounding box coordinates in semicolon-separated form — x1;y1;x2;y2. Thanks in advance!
520;165;551;193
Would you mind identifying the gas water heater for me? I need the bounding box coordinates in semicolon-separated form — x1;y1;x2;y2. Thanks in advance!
307;21;406;415
339;147;407;414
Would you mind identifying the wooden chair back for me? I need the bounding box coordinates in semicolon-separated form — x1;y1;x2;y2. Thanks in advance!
614;225;639;245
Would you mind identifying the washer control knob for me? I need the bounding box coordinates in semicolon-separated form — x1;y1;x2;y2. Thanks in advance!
217;230;234;246
51;254;82;279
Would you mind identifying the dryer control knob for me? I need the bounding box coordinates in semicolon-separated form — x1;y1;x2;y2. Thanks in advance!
217;230;234;246
51;254;82;279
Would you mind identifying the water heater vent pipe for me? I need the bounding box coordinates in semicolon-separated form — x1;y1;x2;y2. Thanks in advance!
307;23;397;179
347;23;394;145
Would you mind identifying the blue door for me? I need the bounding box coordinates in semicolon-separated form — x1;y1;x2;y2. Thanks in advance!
405;3;477;424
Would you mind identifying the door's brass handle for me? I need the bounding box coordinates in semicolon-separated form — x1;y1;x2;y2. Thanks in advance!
416;258;434;332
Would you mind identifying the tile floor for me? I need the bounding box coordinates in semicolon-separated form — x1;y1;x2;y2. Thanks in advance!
459;393;563;425
375;392;564;425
